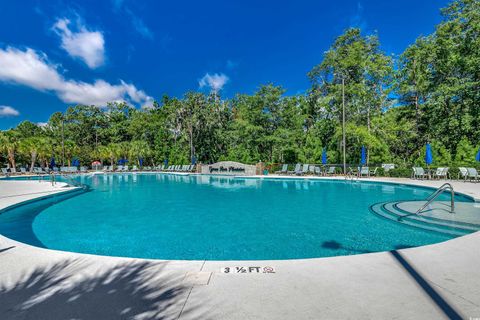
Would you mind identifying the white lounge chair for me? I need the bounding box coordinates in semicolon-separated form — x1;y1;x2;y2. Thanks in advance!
458;167;468;181
466;168;480;182
296;164;309;175
288;163;301;175
433;167;449;179
325;166;336;176
412;167;427;180
275;164;288;174
359;167;369;177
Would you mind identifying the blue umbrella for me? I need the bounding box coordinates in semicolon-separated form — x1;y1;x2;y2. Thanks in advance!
425;143;433;165
321;148;327;165
139;158;144;167
476;149;480;162
50;157;56;168
191;155;197;165
164;159;168;167
360;146;367;166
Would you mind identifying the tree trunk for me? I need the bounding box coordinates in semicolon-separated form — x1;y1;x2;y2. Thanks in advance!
30;151;37;172
8;150;16;172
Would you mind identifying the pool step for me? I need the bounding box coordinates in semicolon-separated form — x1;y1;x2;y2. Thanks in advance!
370;201;480;236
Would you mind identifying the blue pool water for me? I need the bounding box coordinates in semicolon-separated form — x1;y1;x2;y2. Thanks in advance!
0;174;473;260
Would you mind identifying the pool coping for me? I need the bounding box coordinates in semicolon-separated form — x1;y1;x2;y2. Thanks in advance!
0;177;479;319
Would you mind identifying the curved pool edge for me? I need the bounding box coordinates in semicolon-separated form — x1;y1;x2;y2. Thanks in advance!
1;178;479;318
0;176;478;263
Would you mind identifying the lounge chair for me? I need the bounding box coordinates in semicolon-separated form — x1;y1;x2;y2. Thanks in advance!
308;165;315;175
369;167;378;177
466;168;480;182
288;163;301;175
458;167;468;181
116;165;124;172
123;165;129;172
275;164;288;174
132;165;138;171
1;168;9;176
296;164;309;175
80;166;87;173
412;167;428;180
433;167;449;179
20;167;27;174
325;166;336;176
359;166;369;177
314;166;322;175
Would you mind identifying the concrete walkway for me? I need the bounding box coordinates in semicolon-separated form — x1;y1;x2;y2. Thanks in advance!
0;178;479;319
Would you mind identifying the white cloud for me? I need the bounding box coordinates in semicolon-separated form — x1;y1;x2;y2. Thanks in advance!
53;18;105;69
125;8;153;40
0;105;20;117
36;122;49;127
0;46;152;107
199;73;229;92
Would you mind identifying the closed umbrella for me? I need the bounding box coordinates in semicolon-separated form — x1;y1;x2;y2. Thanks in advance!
50;157;56;169
361;146;367;166
139;158;144;167
322;148;327;165
164;159;168;168
476;148;480;162
191;155;197;165
425;143;433;166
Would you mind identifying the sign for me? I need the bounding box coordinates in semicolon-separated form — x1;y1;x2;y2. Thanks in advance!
220;266;276;274
200;161;257;176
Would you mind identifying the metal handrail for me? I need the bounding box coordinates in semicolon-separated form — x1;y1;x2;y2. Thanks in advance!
415;183;455;215
53;172;90;190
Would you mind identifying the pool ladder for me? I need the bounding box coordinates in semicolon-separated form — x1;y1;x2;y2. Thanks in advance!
401;183;455;219
49;173;90;191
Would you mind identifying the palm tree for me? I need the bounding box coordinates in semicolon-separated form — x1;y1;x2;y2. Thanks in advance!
64;140;79;166
0;130;19;172
106;143;121;166
130;140;151;166
38;138;53;168
18;137;47;172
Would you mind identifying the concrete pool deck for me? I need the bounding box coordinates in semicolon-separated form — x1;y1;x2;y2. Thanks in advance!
0;177;479;319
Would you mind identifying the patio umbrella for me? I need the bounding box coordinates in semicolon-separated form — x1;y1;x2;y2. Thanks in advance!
139;158;144;167
360;146;367;166
191;155;197;165
164;159;168;167
322;148;327;165
425;143;433;166
50;157;56;169
476;148;480;162
91;160;101;171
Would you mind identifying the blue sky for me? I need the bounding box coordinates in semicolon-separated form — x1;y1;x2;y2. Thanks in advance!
0;0;449;129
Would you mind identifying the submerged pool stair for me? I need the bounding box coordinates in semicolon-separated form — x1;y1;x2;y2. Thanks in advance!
370;201;480;236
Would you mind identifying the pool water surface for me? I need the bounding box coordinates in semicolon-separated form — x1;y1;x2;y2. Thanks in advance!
0;174;472;260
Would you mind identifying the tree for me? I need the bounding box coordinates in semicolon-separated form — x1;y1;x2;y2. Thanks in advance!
18;137;48;172
0;130;19;172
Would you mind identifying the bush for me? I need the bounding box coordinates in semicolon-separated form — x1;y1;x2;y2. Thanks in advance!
387;167;411;178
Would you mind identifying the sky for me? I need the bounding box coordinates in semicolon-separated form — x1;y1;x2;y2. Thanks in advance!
0;0;450;129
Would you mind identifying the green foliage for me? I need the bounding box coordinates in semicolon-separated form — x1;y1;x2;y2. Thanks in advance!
1;0;479;171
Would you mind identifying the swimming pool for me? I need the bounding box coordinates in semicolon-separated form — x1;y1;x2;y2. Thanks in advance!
0;174;473;260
